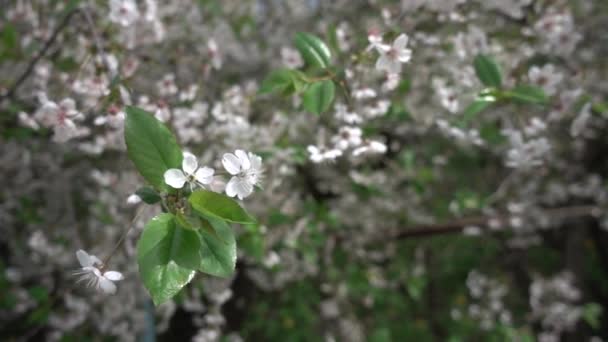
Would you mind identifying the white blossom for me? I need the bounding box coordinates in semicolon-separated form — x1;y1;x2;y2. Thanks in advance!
222;150;263;200
374;34;412;74
164;152;215;189
73;250;123;294
109;0;140;27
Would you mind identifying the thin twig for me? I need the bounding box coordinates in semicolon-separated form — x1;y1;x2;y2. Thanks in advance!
103;205;146;266
81;5;114;77
0;9;78;102
389;205;599;239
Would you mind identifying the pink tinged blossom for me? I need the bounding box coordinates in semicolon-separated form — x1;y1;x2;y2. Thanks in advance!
375;34;412;74
34;98;84;143
109;0;140;27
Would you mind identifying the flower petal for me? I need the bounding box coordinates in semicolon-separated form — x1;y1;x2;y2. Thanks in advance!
98;277;117;294
232;177;253;200
393;34;409;50
249;153;262;171
164;169;187;188
195;166;214;185
235;150;251;171
225;177;239;197
76;250;93;267
376;55;390;72
103;271;124;281
222;153;241;175
182;152;198;175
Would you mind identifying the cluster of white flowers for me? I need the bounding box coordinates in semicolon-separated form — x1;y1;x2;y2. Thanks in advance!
530;272;584;338
503;129;551;169
164;150;263;200
460;270;512;330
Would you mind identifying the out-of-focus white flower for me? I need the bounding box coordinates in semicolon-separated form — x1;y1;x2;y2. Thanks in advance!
126;193;141;205
34;97;84;143
366;29;384;51
281;47;303;69
307;145;343;163
208;39;222;70
157;74;178;97
529;64;563;96
570;103;591;138
222;150;263;200
164;152;215;189
374;34;412;74
352;140;387;157
332;126;362;150
74;250;123;294
109;0;140;27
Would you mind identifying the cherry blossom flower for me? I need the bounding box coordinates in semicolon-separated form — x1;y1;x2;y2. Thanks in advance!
109;0;140;27
307;145;343;163
281;47;303;69
222;150;263;200
164;152;214;189
74;250;123;294
34;97;84;143
374;34;412;74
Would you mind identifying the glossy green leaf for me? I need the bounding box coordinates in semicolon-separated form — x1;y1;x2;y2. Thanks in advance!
259;69;307;95
505;84;549;104
135;186;161;205
198;216;237;277
294;32;331;69
473;54;502;88
302;80;335;115
137;213;200;305
189;190;256;224
124;106;183;189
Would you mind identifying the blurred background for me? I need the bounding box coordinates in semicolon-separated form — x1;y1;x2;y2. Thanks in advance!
1;0;608;341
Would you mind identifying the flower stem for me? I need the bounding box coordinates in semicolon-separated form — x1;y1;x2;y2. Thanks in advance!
103;205;146;266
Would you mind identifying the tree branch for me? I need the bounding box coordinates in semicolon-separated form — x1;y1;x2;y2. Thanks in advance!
389;205;599;239
0;9;78;102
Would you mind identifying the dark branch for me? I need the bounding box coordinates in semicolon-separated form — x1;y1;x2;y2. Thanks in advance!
0;9;78;102
390;205;599;239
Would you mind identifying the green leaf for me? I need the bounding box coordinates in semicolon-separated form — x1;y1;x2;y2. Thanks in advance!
460;98;494;125
189;190;256;224
583;303;602;329
505;85;549;104
137;213;200;305
294;32;331;69
198;216;237;277
302;80;335;115
259;69;307;95
124;106;183;189
473;54;502;88
135;186;161;204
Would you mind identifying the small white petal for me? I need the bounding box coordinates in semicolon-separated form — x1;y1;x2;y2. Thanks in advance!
99;277;117;294
234;178;254;200
103;271;124;281
235;150;251;171
182;152;198;175
225;177;239;197
376;55;390;72
393;34;409;50
195;167;214;185
76;250;93;267
222;153;241;175
249;153;262;171
164;169;187;188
